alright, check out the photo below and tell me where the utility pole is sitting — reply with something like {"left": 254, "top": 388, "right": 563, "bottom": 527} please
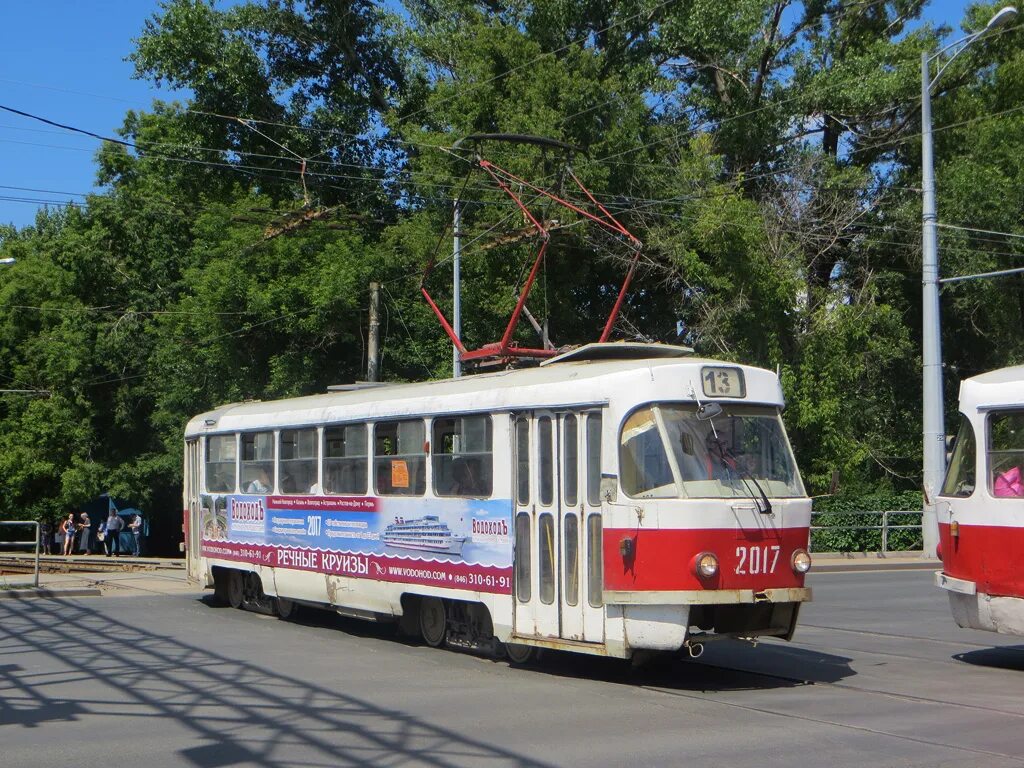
{"left": 920, "top": 51, "right": 943, "bottom": 559}
{"left": 918, "top": 6, "right": 1017, "bottom": 558}
{"left": 367, "top": 282, "right": 380, "bottom": 382}
{"left": 452, "top": 197, "right": 462, "bottom": 378}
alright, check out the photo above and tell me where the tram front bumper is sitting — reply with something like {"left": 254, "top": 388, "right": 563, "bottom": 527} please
{"left": 934, "top": 571, "right": 977, "bottom": 595}
{"left": 608, "top": 588, "right": 811, "bottom": 651}
{"left": 602, "top": 587, "right": 812, "bottom": 605}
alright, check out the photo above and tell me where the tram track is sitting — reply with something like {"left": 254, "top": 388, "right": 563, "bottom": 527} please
{"left": 690, "top": 654, "right": 1024, "bottom": 720}
{"left": 638, "top": 659, "right": 1024, "bottom": 764}
{"left": 0, "top": 555, "right": 183, "bottom": 575}
{"left": 640, "top": 673, "right": 1024, "bottom": 765}
{"left": 797, "top": 622, "right": 1018, "bottom": 651}
{"left": 771, "top": 626, "right": 1022, "bottom": 669}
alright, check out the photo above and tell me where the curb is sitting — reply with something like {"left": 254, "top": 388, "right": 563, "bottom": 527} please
{"left": 0, "top": 587, "right": 103, "bottom": 600}
{"left": 812, "top": 560, "right": 940, "bottom": 573}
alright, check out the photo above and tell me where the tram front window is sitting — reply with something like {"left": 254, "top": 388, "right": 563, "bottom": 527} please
{"left": 941, "top": 415, "right": 976, "bottom": 497}
{"left": 619, "top": 404, "right": 804, "bottom": 499}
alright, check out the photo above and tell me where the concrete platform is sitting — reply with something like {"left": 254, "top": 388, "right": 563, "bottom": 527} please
{"left": 0, "top": 568, "right": 196, "bottom": 598}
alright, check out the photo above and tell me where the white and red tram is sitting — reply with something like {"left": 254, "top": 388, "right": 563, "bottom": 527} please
{"left": 937, "top": 366, "right": 1024, "bottom": 636}
{"left": 183, "top": 343, "right": 813, "bottom": 661}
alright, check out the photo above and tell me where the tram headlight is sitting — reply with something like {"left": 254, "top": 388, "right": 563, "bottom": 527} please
{"left": 693, "top": 552, "right": 719, "bottom": 579}
{"left": 791, "top": 549, "right": 812, "bottom": 574}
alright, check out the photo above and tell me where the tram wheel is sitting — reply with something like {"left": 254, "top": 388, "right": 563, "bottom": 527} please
{"left": 212, "top": 569, "right": 230, "bottom": 606}
{"left": 226, "top": 570, "right": 244, "bottom": 609}
{"left": 419, "top": 597, "right": 447, "bottom": 647}
{"left": 276, "top": 596, "right": 298, "bottom": 621}
{"left": 504, "top": 642, "right": 535, "bottom": 665}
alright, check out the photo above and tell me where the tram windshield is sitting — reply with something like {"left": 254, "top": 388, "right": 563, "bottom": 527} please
{"left": 619, "top": 403, "right": 804, "bottom": 499}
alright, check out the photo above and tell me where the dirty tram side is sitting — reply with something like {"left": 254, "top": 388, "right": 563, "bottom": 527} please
{"left": 936, "top": 365, "right": 1024, "bottom": 638}
{"left": 183, "top": 343, "right": 813, "bottom": 663}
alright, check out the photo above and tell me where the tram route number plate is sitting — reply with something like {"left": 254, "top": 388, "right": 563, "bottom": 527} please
{"left": 701, "top": 366, "right": 746, "bottom": 398}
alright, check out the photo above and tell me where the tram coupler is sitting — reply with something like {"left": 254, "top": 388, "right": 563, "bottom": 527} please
{"left": 684, "top": 640, "right": 704, "bottom": 658}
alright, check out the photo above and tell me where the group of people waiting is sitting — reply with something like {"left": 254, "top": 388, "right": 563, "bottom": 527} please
{"left": 40, "top": 510, "right": 145, "bottom": 557}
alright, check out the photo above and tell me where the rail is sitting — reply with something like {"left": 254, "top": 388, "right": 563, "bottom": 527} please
{"left": 0, "top": 521, "right": 40, "bottom": 587}
{"left": 809, "top": 510, "right": 922, "bottom": 555}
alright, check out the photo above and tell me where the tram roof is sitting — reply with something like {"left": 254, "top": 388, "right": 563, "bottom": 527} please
{"left": 185, "top": 348, "right": 784, "bottom": 436}
{"left": 959, "top": 365, "right": 1024, "bottom": 412}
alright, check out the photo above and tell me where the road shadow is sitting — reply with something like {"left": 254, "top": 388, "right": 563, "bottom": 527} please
{"left": 495, "top": 637, "right": 855, "bottom": 693}
{"left": 0, "top": 597, "right": 554, "bottom": 768}
{"left": 953, "top": 645, "right": 1024, "bottom": 671}
{"left": 214, "top": 595, "right": 858, "bottom": 693}
{"left": 208, "top": 598, "right": 857, "bottom": 693}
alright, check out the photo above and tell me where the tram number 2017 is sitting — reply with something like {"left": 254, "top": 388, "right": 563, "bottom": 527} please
{"left": 735, "top": 545, "right": 780, "bottom": 575}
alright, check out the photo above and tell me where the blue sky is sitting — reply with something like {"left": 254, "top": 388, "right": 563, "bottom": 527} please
{"left": 0, "top": 0, "right": 976, "bottom": 229}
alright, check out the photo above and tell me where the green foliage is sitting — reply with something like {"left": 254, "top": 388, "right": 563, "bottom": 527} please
{"left": 812, "top": 491, "right": 924, "bottom": 553}
{"left": 2, "top": 0, "right": 1022, "bottom": 555}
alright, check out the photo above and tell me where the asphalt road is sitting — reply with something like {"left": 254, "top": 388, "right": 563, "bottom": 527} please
{"left": 1, "top": 570, "right": 1022, "bottom": 768}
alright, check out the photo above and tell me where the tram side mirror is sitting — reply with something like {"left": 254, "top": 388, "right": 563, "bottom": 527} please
{"left": 696, "top": 402, "right": 722, "bottom": 421}
{"left": 601, "top": 474, "right": 618, "bottom": 503}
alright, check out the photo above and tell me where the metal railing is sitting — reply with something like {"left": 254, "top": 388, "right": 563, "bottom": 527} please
{"left": 0, "top": 521, "right": 40, "bottom": 587}
{"left": 809, "top": 510, "right": 923, "bottom": 555}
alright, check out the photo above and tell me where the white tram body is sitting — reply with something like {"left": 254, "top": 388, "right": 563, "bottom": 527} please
{"left": 937, "top": 366, "right": 1024, "bottom": 636}
{"left": 183, "top": 344, "right": 813, "bottom": 658}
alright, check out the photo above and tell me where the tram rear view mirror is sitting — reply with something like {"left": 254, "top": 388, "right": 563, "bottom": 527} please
{"left": 601, "top": 474, "right": 618, "bottom": 503}
{"left": 696, "top": 402, "right": 722, "bottom": 421}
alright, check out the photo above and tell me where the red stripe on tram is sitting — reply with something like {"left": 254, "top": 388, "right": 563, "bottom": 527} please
{"left": 939, "top": 522, "right": 1024, "bottom": 597}
{"left": 603, "top": 527, "right": 810, "bottom": 592}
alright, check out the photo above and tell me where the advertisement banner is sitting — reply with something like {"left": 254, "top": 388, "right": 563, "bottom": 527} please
{"left": 200, "top": 493, "right": 513, "bottom": 595}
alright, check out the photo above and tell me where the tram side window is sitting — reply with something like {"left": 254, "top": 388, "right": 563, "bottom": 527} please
{"left": 563, "top": 415, "right": 578, "bottom": 507}
{"left": 988, "top": 411, "right": 1024, "bottom": 497}
{"left": 539, "top": 513, "right": 555, "bottom": 604}
{"left": 539, "top": 417, "right": 554, "bottom": 506}
{"left": 205, "top": 434, "right": 236, "bottom": 493}
{"left": 586, "top": 413, "right": 602, "bottom": 505}
{"left": 324, "top": 424, "right": 368, "bottom": 495}
{"left": 241, "top": 431, "right": 275, "bottom": 494}
{"left": 941, "top": 415, "right": 976, "bottom": 497}
{"left": 374, "top": 420, "right": 426, "bottom": 496}
{"left": 516, "top": 418, "right": 530, "bottom": 505}
{"left": 515, "top": 512, "right": 531, "bottom": 602}
{"left": 432, "top": 415, "right": 493, "bottom": 497}
{"left": 587, "top": 514, "right": 603, "bottom": 608}
{"left": 564, "top": 514, "right": 579, "bottom": 606}
{"left": 279, "top": 428, "right": 318, "bottom": 494}
{"left": 619, "top": 408, "right": 674, "bottom": 497}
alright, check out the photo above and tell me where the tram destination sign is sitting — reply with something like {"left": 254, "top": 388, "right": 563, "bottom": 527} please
{"left": 701, "top": 366, "right": 746, "bottom": 399}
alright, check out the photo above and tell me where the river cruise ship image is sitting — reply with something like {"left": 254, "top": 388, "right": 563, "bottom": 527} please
{"left": 381, "top": 516, "right": 469, "bottom": 555}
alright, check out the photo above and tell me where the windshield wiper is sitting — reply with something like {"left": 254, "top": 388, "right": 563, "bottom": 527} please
{"left": 693, "top": 392, "right": 774, "bottom": 515}
{"left": 706, "top": 436, "right": 774, "bottom": 516}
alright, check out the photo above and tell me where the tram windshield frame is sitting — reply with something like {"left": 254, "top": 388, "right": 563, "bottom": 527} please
{"left": 619, "top": 402, "right": 805, "bottom": 500}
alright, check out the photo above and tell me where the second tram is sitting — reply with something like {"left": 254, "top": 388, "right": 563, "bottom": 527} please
{"left": 184, "top": 343, "right": 812, "bottom": 661}
{"left": 937, "top": 365, "right": 1024, "bottom": 637}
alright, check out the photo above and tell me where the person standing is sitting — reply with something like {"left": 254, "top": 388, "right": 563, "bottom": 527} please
{"left": 78, "top": 512, "right": 92, "bottom": 553}
{"left": 104, "top": 510, "right": 124, "bottom": 557}
{"left": 40, "top": 519, "right": 53, "bottom": 555}
{"left": 129, "top": 514, "right": 143, "bottom": 557}
{"left": 61, "top": 513, "right": 77, "bottom": 556}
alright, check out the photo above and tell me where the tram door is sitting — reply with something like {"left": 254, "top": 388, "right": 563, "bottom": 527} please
{"left": 513, "top": 410, "right": 604, "bottom": 643}
{"left": 185, "top": 438, "right": 204, "bottom": 583}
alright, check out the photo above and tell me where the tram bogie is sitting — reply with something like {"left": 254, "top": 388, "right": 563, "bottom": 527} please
{"left": 184, "top": 344, "right": 813, "bottom": 661}
{"left": 936, "top": 366, "right": 1024, "bottom": 637}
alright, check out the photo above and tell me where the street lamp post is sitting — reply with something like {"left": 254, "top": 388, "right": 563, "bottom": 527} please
{"left": 920, "top": 6, "right": 1017, "bottom": 558}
